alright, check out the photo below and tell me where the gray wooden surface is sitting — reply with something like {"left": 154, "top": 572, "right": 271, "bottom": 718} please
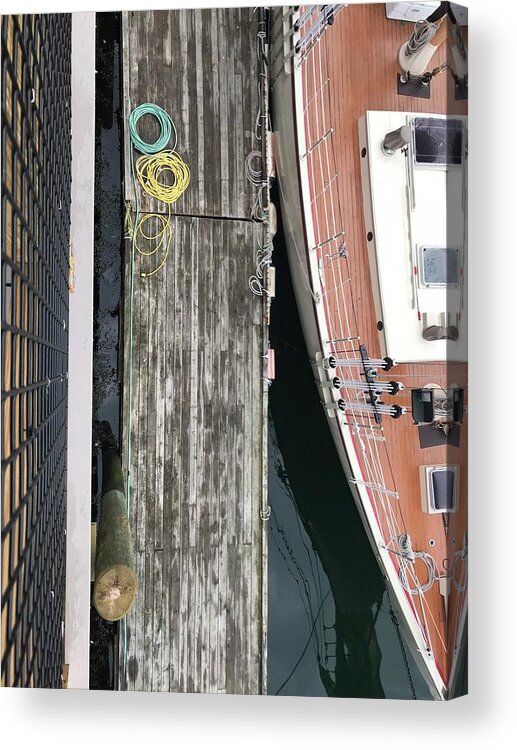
{"left": 123, "top": 7, "right": 261, "bottom": 220}
{"left": 120, "top": 214, "right": 266, "bottom": 693}
{"left": 120, "top": 7, "right": 268, "bottom": 694}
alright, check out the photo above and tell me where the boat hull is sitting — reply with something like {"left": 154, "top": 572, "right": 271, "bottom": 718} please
{"left": 269, "top": 6, "right": 454, "bottom": 700}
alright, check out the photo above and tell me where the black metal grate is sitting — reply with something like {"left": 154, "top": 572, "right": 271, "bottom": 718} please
{"left": 1, "top": 13, "right": 72, "bottom": 687}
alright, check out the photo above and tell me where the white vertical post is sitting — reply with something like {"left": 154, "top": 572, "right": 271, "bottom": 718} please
{"left": 64, "top": 12, "right": 96, "bottom": 690}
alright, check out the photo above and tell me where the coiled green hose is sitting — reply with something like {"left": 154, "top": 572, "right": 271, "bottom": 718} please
{"left": 128, "top": 102, "right": 177, "bottom": 153}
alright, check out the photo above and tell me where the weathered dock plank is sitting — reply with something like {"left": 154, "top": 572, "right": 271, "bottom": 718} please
{"left": 120, "top": 6, "right": 268, "bottom": 696}
{"left": 121, "top": 215, "right": 265, "bottom": 694}
{"left": 123, "top": 7, "right": 261, "bottom": 220}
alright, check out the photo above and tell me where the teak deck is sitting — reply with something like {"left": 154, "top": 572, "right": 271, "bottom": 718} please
{"left": 301, "top": 4, "right": 467, "bottom": 684}
{"left": 119, "top": 8, "right": 268, "bottom": 693}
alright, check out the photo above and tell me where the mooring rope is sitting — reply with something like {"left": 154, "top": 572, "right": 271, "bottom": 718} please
{"left": 404, "top": 20, "right": 439, "bottom": 57}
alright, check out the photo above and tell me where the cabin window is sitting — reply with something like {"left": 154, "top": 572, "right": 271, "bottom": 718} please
{"left": 412, "top": 117, "right": 463, "bottom": 166}
{"left": 420, "top": 247, "right": 460, "bottom": 288}
{"left": 419, "top": 465, "right": 459, "bottom": 514}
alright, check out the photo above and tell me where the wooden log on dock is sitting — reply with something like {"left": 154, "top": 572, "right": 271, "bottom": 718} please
{"left": 93, "top": 448, "right": 137, "bottom": 621}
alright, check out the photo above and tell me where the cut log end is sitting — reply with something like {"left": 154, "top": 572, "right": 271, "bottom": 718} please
{"left": 93, "top": 564, "right": 137, "bottom": 621}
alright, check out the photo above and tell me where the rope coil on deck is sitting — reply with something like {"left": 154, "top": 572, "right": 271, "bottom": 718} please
{"left": 128, "top": 102, "right": 177, "bottom": 153}
{"left": 397, "top": 534, "right": 437, "bottom": 595}
{"left": 135, "top": 150, "right": 190, "bottom": 204}
{"left": 128, "top": 103, "right": 190, "bottom": 278}
{"left": 404, "top": 20, "right": 439, "bottom": 57}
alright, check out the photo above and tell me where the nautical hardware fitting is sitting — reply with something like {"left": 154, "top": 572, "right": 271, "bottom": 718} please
{"left": 399, "top": 533, "right": 415, "bottom": 561}
{"left": 292, "top": 4, "right": 342, "bottom": 58}
{"left": 411, "top": 386, "right": 465, "bottom": 425}
{"left": 326, "top": 241, "right": 348, "bottom": 261}
{"left": 422, "top": 324, "right": 459, "bottom": 341}
{"left": 382, "top": 125, "right": 411, "bottom": 156}
{"left": 324, "top": 355, "right": 396, "bottom": 371}
{"left": 403, "top": 20, "right": 440, "bottom": 58}
{"left": 332, "top": 399, "right": 405, "bottom": 419}
{"left": 329, "top": 377, "right": 403, "bottom": 395}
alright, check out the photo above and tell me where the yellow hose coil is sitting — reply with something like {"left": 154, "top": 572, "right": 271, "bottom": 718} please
{"left": 133, "top": 150, "right": 190, "bottom": 277}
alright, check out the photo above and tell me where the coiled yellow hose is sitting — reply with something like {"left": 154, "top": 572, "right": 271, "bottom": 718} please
{"left": 132, "top": 149, "right": 190, "bottom": 276}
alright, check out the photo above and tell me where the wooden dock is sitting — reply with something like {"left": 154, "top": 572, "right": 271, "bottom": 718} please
{"left": 119, "top": 8, "right": 269, "bottom": 694}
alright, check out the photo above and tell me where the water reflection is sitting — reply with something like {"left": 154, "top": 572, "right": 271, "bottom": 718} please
{"left": 267, "top": 203, "right": 431, "bottom": 699}
{"left": 269, "top": 422, "right": 385, "bottom": 698}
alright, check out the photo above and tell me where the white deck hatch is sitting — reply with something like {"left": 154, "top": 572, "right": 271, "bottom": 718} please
{"left": 359, "top": 110, "right": 467, "bottom": 363}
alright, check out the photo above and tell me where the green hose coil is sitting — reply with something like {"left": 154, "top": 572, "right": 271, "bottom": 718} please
{"left": 128, "top": 102, "right": 177, "bottom": 154}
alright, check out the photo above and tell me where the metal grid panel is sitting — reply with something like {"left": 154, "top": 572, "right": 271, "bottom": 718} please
{"left": 1, "top": 13, "right": 72, "bottom": 688}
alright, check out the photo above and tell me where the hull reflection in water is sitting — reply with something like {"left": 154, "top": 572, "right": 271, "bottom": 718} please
{"left": 267, "top": 212, "right": 431, "bottom": 699}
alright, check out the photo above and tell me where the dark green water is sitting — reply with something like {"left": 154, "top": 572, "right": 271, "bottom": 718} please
{"left": 266, "top": 200, "right": 432, "bottom": 699}
{"left": 89, "top": 12, "right": 124, "bottom": 690}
